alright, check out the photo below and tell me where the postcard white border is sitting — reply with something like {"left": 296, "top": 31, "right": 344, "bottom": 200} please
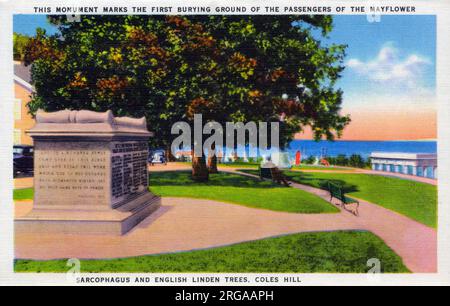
{"left": 0, "top": 0, "right": 449, "bottom": 286}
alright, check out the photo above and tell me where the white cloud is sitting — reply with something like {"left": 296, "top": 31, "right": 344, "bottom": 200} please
{"left": 347, "top": 43, "right": 431, "bottom": 88}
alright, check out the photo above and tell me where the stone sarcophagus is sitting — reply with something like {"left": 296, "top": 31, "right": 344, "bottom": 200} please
{"left": 15, "top": 110, "right": 161, "bottom": 235}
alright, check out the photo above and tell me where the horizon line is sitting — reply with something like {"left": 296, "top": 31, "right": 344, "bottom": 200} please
{"left": 293, "top": 138, "right": 437, "bottom": 142}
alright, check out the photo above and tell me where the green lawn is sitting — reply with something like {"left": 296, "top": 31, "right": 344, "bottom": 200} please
{"left": 218, "top": 162, "right": 259, "bottom": 169}
{"left": 176, "top": 161, "right": 259, "bottom": 169}
{"left": 13, "top": 188, "right": 34, "bottom": 201}
{"left": 292, "top": 165, "right": 351, "bottom": 171}
{"left": 181, "top": 163, "right": 350, "bottom": 171}
{"left": 13, "top": 171, "right": 337, "bottom": 214}
{"left": 149, "top": 171, "right": 338, "bottom": 214}
{"left": 14, "top": 231, "right": 409, "bottom": 273}
{"left": 281, "top": 171, "right": 437, "bottom": 228}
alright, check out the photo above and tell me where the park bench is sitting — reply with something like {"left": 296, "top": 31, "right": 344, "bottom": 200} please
{"left": 270, "top": 168, "right": 291, "bottom": 187}
{"left": 326, "top": 181, "right": 360, "bottom": 216}
{"left": 259, "top": 166, "right": 273, "bottom": 180}
{"left": 259, "top": 166, "right": 290, "bottom": 187}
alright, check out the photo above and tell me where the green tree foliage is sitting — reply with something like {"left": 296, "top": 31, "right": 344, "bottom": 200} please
{"left": 349, "top": 154, "right": 365, "bottom": 168}
{"left": 13, "top": 33, "right": 31, "bottom": 61}
{"left": 304, "top": 156, "right": 317, "bottom": 165}
{"left": 326, "top": 154, "right": 369, "bottom": 168}
{"left": 202, "top": 16, "right": 350, "bottom": 146}
{"left": 25, "top": 17, "right": 217, "bottom": 150}
{"left": 24, "top": 15, "right": 351, "bottom": 177}
{"left": 335, "top": 154, "right": 349, "bottom": 166}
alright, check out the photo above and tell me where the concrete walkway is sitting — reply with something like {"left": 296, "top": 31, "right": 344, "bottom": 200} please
{"left": 14, "top": 163, "right": 437, "bottom": 273}
{"left": 13, "top": 177, "right": 33, "bottom": 189}
{"left": 257, "top": 166, "right": 437, "bottom": 186}
{"left": 222, "top": 169, "right": 437, "bottom": 273}
{"left": 355, "top": 169, "right": 437, "bottom": 186}
{"left": 289, "top": 181, "right": 437, "bottom": 273}
{"left": 15, "top": 198, "right": 360, "bottom": 260}
{"left": 15, "top": 192, "right": 436, "bottom": 273}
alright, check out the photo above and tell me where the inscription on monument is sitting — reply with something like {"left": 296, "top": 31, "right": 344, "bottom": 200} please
{"left": 35, "top": 142, "right": 109, "bottom": 207}
{"left": 111, "top": 141, "right": 148, "bottom": 206}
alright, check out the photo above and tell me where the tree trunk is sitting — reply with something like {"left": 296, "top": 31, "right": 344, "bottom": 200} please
{"left": 208, "top": 143, "right": 218, "bottom": 173}
{"left": 192, "top": 149, "right": 209, "bottom": 182}
{"left": 165, "top": 146, "right": 175, "bottom": 162}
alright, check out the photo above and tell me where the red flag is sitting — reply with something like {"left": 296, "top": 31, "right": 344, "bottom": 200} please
{"left": 295, "top": 151, "right": 301, "bottom": 165}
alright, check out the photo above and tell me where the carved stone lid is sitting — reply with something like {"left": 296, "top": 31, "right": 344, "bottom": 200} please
{"left": 27, "top": 109, "right": 153, "bottom": 137}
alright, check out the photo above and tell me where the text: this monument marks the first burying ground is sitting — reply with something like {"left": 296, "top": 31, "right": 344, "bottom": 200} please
{"left": 15, "top": 110, "right": 161, "bottom": 235}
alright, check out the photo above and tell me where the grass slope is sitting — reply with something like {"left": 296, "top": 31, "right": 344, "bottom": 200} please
{"left": 175, "top": 161, "right": 259, "bottom": 169}
{"left": 292, "top": 165, "right": 351, "bottom": 171}
{"left": 218, "top": 162, "right": 259, "bottom": 169}
{"left": 13, "top": 188, "right": 33, "bottom": 201}
{"left": 149, "top": 171, "right": 338, "bottom": 213}
{"left": 283, "top": 172, "right": 437, "bottom": 228}
{"left": 13, "top": 172, "right": 337, "bottom": 214}
{"left": 15, "top": 231, "right": 409, "bottom": 273}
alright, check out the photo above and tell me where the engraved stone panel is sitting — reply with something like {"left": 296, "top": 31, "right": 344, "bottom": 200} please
{"left": 111, "top": 141, "right": 149, "bottom": 207}
{"left": 34, "top": 141, "right": 111, "bottom": 208}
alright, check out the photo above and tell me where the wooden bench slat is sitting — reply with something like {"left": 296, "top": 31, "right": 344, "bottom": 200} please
{"left": 343, "top": 196, "right": 358, "bottom": 204}
{"left": 326, "top": 181, "right": 359, "bottom": 216}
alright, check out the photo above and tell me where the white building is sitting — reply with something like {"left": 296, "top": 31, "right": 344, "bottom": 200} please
{"left": 370, "top": 152, "right": 437, "bottom": 179}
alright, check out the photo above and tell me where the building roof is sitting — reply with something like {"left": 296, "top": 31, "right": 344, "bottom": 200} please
{"left": 14, "top": 61, "right": 31, "bottom": 83}
{"left": 14, "top": 61, "right": 34, "bottom": 91}
{"left": 370, "top": 152, "right": 437, "bottom": 160}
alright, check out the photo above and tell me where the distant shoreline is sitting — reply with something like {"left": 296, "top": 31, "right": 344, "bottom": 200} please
{"left": 294, "top": 139, "right": 437, "bottom": 142}
{"left": 288, "top": 139, "right": 436, "bottom": 158}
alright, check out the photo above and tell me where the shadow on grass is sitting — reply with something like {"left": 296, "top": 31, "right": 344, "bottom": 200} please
{"left": 239, "top": 169, "right": 360, "bottom": 193}
{"left": 149, "top": 170, "right": 284, "bottom": 189}
{"left": 284, "top": 171, "right": 360, "bottom": 193}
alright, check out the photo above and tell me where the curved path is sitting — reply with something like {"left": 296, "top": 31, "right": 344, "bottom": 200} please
{"left": 14, "top": 164, "right": 437, "bottom": 273}
{"left": 15, "top": 193, "right": 436, "bottom": 273}
{"left": 15, "top": 198, "right": 359, "bottom": 260}
{"left": 290, "top": 182, "right": 436, "bottom": 273}
{"left": 222, "top": 169, "right": 437, "bottom": 273}
{"left": 355, "top": 169, "right": 437, "bottom": 186}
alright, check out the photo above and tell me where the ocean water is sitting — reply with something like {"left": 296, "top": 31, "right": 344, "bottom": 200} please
{"left": 177, "top": 140, "right": 437, "bottom": 160}
{"left": 286, "top": 140, "right": 437, "bottom": 159}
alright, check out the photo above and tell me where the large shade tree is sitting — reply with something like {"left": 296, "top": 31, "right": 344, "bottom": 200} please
{"left": 24, "top": 15, "right": 350, "bottom": 181}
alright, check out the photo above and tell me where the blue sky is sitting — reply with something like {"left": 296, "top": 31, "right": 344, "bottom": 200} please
{"left": 13, "top": 14, "right": 436, "bottom": 99}
{"left": 328, "top": 15, "right": 436, "bottom": 109}
{"left": 13, "top": 15, "right": 58, "bottom": 36}
{"left": 13, "top": 14, "right": 437, "bottom": 139}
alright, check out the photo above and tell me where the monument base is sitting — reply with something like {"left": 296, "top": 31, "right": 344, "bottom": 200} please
{"left": 15, "top": 193, "right": 161, "bottom": 235}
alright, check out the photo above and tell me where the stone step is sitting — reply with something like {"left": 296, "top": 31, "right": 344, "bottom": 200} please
{"left": 121, "top": 196, "right": 161, "bottom": 235}
{"left": 115, "top": 193, "right": 159, "bottom": 213}
{"left": 15, "top": 192, "right": 161, "bottom": 235}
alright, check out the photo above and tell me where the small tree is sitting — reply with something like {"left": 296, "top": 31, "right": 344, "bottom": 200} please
{"left": 336, "top": 154, "right": 349, "bottom": 166}
{"left": 326, "top": 156, "right": 336, "bottom": 166}
{"left": 304, "top": 156, "right": 317, "bottom": 165}
{"left": 366, "top": 157, "right": 372, "bottom": 169}
{"left": 349, "top": 154, "right": 365, "bottom": 168}
{"left": 13, "top": 33, "right": 31, "bottom": 61}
